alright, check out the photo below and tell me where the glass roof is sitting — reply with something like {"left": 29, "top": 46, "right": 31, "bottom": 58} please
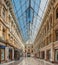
{"left": 11, "top": 0, "right": 49, "bottom": 43}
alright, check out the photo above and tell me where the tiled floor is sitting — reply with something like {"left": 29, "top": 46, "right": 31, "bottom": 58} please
{"left": 0, "top": 57, "right": 57, "bottom": 65}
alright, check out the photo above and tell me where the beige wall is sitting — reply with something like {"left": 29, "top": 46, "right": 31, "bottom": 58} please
{"left": 33, "top": 0, "right": 58, "bottom": 62}
{"left": 0, "top": 0, "right": 23, "bottom": 49}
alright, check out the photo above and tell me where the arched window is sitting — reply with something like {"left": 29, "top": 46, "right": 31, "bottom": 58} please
{"left": 50, "top": 15, "right": 52, "bottom": 28}
{"left": 3, "top": 28, "right": 6, "bottom": 40}
{"left": 56, "top": 8, "right": 58, "bottom": 19}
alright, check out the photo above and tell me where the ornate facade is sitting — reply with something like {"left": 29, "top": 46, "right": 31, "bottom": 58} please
{"left": 0, "top": 0, "right": 23, "bottom": 63}
{"left": 24, "top": 44, "right": 34, "bottom": 57}
{"left": 34, "top": 0, "right": 58, "bottom": 63}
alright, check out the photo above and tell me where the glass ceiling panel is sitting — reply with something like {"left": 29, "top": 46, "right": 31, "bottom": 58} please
{"left": 11, "top": 0, "right": 49, "bottom": 43}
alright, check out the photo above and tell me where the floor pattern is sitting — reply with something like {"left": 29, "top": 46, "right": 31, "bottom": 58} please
{"left": 0, "top": 57, "right": 57, "bottom": 65}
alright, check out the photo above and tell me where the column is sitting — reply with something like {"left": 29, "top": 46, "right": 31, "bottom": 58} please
{"left": 5, "top": 47, "right": 9, "bottom": 62}
{"left": 40, "top": 52, "right": 42, "bottom": 59}
{"left": 50, "top": 44, "right": 54, "bottom": 62}
{"left": 12, "top": 49, "right": 14, "bottom": 60}
{"left": 45, "top": 50, "right": 47, "bottom": 60}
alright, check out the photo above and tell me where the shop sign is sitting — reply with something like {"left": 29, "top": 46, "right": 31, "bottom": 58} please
{"left": 0, "top": 45, "right": 6, "bottom": 49}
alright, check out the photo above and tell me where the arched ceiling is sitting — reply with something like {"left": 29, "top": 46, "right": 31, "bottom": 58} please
{"left": 11, "top": 0, "right": 49, "bottom": 44}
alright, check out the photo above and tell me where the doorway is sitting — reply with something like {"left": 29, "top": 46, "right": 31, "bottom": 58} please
{"left": 41, "top": 51, "right": 45, "bottom": 59}
{"left": 47, "top": 50, "right": 51, "bottom": 61}
{"left": 9, "top": 49, "right": 12, "bottom": 60}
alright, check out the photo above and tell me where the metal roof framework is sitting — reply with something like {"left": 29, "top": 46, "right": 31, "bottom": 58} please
{"left": 12, "top": 0, "right": 48, "bottom": 43}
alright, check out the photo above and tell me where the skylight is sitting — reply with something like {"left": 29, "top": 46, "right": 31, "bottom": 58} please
{"left": 11, "top": 0, "right": 49, "bottom": 43}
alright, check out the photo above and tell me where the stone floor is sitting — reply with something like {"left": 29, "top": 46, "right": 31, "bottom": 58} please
{"left": 0, "top": 57, "right": 58, "bottom": 65}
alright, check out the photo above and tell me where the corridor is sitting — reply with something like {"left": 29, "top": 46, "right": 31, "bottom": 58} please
{"left": 1, "top": 57, "right": 57, "bottom": 65}
{"left": 0, "top": 0, "right": 58, "bottom": 64}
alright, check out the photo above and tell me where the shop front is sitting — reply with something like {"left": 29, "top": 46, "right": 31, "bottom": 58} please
{"left": 14, "top": 49, "right": 20, "bottom": 60}
{"left": 0, "top": 45, "right": 6, "bottom": 63}
{"left": 47, "top": 50, "right": 51, "bottom": 61}
{"left": 41, "top": 51, "right": 45, "bottom": 59}
{"left": 8, "top": 47, "right": 14, "bottom": 61}
{"left": 9, "top": 48, "right": 12, "bottom": 60}
{"left": 4, "top": 46, "right": 14, "bottom": 62}
{"left": 55, "top": 49, "right": 58, "bottom": 62}
{"left": 54, "top": 42, "right": 58, "bottom": 63}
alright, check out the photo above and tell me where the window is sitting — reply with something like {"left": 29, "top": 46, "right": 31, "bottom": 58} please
{"left": 50, "top": 16, "right": 52, "bottom": 28}
{"left": 43, "top": 41, "right": 45, "bottom": 47}
{"left": 28, "top": 49, "right": 30, "bottom": 52}
{"left": 3, "top": 28, "right": 6, "bottom": 40}
{"left": 32, "top": 45, "right": 33, "bottom": 48}
{"left": 3, "top": 8, "right": 5, "bottom": 18}
{"left": 32, "top": 50, "right": 33, "bottom": 53}
{"left": 48, "top": 35, "right": 51, "bottom": 44}
{"left": 49, "top": 35, "right": 51, "bottom": 43}
{"left": 44, "top": 26, "right": 46, "bottom": 35}
{"left": 9, "top": 15, "right": 11, "bottom": 22}
{"left": 47, "top": 21, "right": 49, "bottom": 32}
{"left": 56, "top": 30, "right": 58, "bottom": 41}
{"left": 7, "top": 34, "right": 10, "bottom": 41}
{"left": 56, "top": 8, "right": 58, "bottom": 19}
{"left": 47, "top": 50, "right": 51, "bottom": 60}
{"left": 47, "top": 37, "right": 48, "bottom": 45}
